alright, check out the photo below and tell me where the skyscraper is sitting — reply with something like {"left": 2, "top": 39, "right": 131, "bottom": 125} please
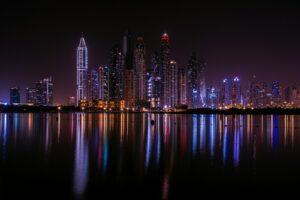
{"left": 109, "top": 45, "right": 123, "bottom": 101}
{"left": 232, "top": 77, "right": 241, "bottom": 106}
{"left": 98, "top": 65, "right": 109, "bottom": 100}
{"left": 221, "top": 78, "right": 231, "bottom": 106}
{"left": 186, "top": 53, "right": 206, "bottom": 108}
{"left": 10, "top": 87, "right": 20, "bottom": 104}
{"left": 76, "top": 36, "right": 88, "bottom": 106}
{"left": 169, "top": 60, "right": 178, "bottom": 107}
{"left": 160, "top": 32, "right": 171, "bottom": 108}
{"left": 87, "top": 68, "right": 99, "bottom": 100}
{"left": 35, "top": 77, "right": 53, "bottom": 106}
{"left": 134, "top": 37, "right": 147, "bottom": 103}
{"left": 149, "top": 52, "right": 161, "bottom": 108}
{"left": 26, "top": 87, "right": 36, "bottom": 104}
{"left": 123, "top": 30, "right": 135, "bottom": 108}
{"left": 178, "top": 67, "right": 187, "bottom": 105}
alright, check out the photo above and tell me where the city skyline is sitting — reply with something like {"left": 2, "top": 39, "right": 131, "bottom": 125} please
{"left": 1, "top": 1, "right": 300, "bottom": 104}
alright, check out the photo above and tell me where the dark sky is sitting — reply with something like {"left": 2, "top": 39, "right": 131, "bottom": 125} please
{"left": 1, "top": 0, "right": 300, "bottom": 104}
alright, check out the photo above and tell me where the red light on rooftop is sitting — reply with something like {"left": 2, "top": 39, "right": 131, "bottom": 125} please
{"left": 161, "top": 33, "right": 170, "bottom": 42}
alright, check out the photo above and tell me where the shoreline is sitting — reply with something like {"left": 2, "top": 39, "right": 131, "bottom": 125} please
{"left": 1, "top": 105, "right": 300, "bottom": 115}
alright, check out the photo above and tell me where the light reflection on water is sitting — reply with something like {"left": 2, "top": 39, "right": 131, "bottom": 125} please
{"left": 0, "top": 113, "right": 299, "bottom": 199}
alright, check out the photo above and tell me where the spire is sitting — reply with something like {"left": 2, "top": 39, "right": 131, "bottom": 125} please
{"left": 78, "top": 35, "right": 87, "bottom": 48}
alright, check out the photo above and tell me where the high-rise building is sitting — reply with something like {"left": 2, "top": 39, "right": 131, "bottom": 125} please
{"left": 10, "top": 87, "right": 20, "bottom": 104}
{"left": 149, "top": 52, "right": 161, "bottom": 108}
{"left": 271, "top": 80, "right": 281, "bottom": 105}
{"left": 221, "top": 78, "right": 231, "bottom": 106}
{"left": 248, "top": 79, "right": 268, "bottom": 108}
{"left": 76, "top": 36, "right": 88, "bottom": 105}
{"left": 206, "top": 86, "right": 218, "bottom": 108}
{"left": 232, "top": 77, "right": 241, "bottom": 106}
{"left": 160, "top": 32, "right": 171, "bottom": 108}
{"left": 109, "top": 45, "right": 123, "bottom": 101}
{"left": 134, "top": 37, "right": 147, "bottom": 102}
{"left": 169, "top": 60, "right": 178, "bottom": 107}
{"left": 178, "top": 67, "right": 187, "bottom": 105}
{"left": 87, "top": 68, "right": 99, "bottom": 100}
{"left": 98, "top": 65, "right": 109, "bottom": 100}
{"left": 35, "top": 77, "right": 53, "bottom": 106}
{"left": 26, "top": 87, "right": 36, "bottom": 104}
{"left": 123, "top": 30, "right": 135, "bottom": 108}
{"left": 186, "top": 53, "right": 206, "bottom": 108}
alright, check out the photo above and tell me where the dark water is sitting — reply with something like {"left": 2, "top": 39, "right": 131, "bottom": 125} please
{"left": 0, "top": 113, "right": 300, "bottom": 199}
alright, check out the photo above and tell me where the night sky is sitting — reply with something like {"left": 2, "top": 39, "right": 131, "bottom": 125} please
{"left": 1, "top": 0, "right": 300, "bottom": 104}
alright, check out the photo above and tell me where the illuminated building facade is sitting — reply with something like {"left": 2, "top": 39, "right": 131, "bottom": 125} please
{"left": 134, "top": 37, "right": 147, "bottom": 103}
{"left": 160, "top": 33, "right": 171, "bottom": 108}
{"left": 10, "top": 87, "right": 20, "bottom": 104}
{"left": 178, "top": 67, "right": 186, "bottom": 105}
{"left": 35, "top": 77, "right": 53, "bottom": 106}
{"left": 187, "top": 53, "right": 206, "bottom": 108}
{"left": 109, "top": 45, "right": 123, "bottom": 101}
{"left": 76, "top": 37, "right": 88, "bottom": 105}
{"left": 26, "top": 87, "right": 36, "bottom": 104}
{"left": 169, "top": 60, "right": 178, "bottom": 107}
{"left": 87, "top": 68, "right": 99, "bottom": 100}
{"left": 123, "top": 30, "right": 135, "bottom": 108}
{"left": 98, "top": 65, "right": 109, "bottom": 100}
{"left": 232, "top": 77, "right": 241, "bottom": 106}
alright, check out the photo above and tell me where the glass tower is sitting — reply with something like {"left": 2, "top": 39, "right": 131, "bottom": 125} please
{"left": 76, "top": 37, "right": 88, "bottom": 106}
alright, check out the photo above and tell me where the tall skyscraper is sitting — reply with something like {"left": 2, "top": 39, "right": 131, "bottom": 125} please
{"left": 35, "top": 77, "right": 53, "bottom": 106}
{"left": 149, "top": 52, "right": 161, "bottom": 108}
{"left": 123, "top": 30, "right": 135, "bottom": 108}
{"left": 10, "top": 87, "right": 20, "bottom": 104}
{"left": 271, "top": 80, "right": 281, "bottom": 105}
{"left": 186, "top": 53, "right": 206, "bottom": 108}
{"left": 109, "top": 45, "right": 123, "bottom": 101}
{"left": 169, "top": 60, "right": 178, "bottom": 107}
{"left": 134, "top": 37, "right": 147, "bottom": 102}
{"left": 26, "top": 87, "right": 36, "bottom": 104}
{"left": 178, "top": 67, "right": 187, "bottom": 105}
{"left": 221, "top": 78, "right": 231, "bottom": 106}
{"left": 160, "top": 32, "right": 171, "bottom": 108}
{"left": 248, "top": 79, "right": 268, "bottom": 108}
{"left": 98, "top": 65, "right": 109, "bottom": 100}
{"left": 87, "top": 68, "right": 99, "bottom": 100}
{"left": 232, "top": 77, "right": 241, "bottom": 106}
{"left": 76, "top": 36, "right": 88, "bottom": 105}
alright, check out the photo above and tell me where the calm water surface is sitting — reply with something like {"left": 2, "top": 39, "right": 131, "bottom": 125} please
{"left": 0, "top": 113, "right": 300, "bottom": 199}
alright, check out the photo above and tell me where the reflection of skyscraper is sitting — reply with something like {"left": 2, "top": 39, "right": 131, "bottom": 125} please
{"left": 10, "top": 87, "right": 20, "bottom": 104}
{"left": 187, "top": 53, "right": 206, "bottom": 108}
{"left": 76, "top": 36, "right": 88, "bottom": 105}
{"left": 73, "top": 113, "right": 89, "bottom": 198}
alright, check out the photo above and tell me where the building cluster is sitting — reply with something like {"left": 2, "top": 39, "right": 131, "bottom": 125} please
{"left": 76, "top": 31, "right": 206, "bottom": 111}
{"left": 9, "top": 77, "right": 53, "bottom": 106}
{"left": 206, "top": 77, "right": 300, "bottom": 109}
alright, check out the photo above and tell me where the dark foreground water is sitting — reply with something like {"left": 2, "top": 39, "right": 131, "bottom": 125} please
{"left": 0, "top": 113, "right": 300, "bottom": 199}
